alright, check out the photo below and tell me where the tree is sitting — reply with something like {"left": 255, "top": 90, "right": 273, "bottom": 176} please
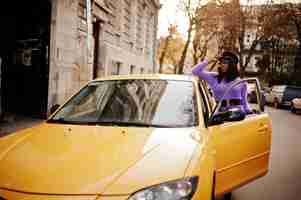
{"left": 193, "top": 1, "right": 221, "bottom": 65}
{"left": 176, "top": 0, "right": 204, "bottom": 74}
{"left": 157, "top": 26, "right": 186, "bottom": 73}
{"left": 220, "top": 0, "right": 241, "bottom": 53}
{"left": 158, "top": 24, "right": 178, "bottom": 73}
{"left": 259, "top": 1, "right": 301, "bottom": 85}
{"left": 269, "top": 2, "right": 301, "bottom": 75}
{"left": 193, "top": 0, "right": 270, "bottom": 75}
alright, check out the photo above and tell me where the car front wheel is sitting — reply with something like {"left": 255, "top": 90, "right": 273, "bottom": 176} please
{"left": 291, "top": 103, "right": 297, "bottom": 113}
{"left": 223, "top": 192, "right": 232, "bottom": 200}
{"left": 273, "top": 99, "right": 279, "bottom": 109}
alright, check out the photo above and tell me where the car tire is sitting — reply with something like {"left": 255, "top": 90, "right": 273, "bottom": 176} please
{"left": 223, "top": 192, "right": 232, "bottom": 200}
{"left": 273, "top": 99, "right": 279, "bottom": 109}
{"left": 291, "top": 103, "right": 297, "bottom": 114}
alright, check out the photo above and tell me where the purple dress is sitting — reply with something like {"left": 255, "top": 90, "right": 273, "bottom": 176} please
{"left": 192, "top": 60, "right": 252, "bottom": 113}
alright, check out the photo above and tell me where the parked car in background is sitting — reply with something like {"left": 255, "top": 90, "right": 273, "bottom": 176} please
{"left": 264, "top": 85, "right": 286, "bottom": 108}
{"left": 282, "top": 86, "right": 301, "bottom": 108}
{"left": 262, "top": 87, "right": 271, "bottom": 103}
{"left": 247, "top": 83, "right": 266, "bottom": 106}
{"left": 247, "top": 83, "right": 257, "bottom": 103}
{"left": 265, "top": 85, "right": 301, "bottom": 108}
{"left": 264, "top": 87, "right": 273, "bottom": 105}
{"left": 291, "top": 97, "right": 301, "bottom": 114}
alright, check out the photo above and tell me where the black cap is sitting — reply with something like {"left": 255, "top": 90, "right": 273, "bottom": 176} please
{"left": 218, "top": 51, "right": 239, "bottom": 64}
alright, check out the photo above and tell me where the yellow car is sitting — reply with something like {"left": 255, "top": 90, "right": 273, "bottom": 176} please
{"left": 0, "top": 75, "right": 271, "bottom": 200}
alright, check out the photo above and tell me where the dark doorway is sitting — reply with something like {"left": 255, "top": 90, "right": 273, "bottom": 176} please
{"left": 0, "top": 1, "right": 51, "bottom": 119}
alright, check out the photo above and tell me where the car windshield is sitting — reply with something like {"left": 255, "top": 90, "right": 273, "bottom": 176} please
{"left": 49, "top": 79, "right": 198, "bottom": 128}
{"left": 273, "top": 85, "right": 286, "bottom": 92}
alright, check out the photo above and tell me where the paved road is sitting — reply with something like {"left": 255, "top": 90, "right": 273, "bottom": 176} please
{"left": 233, "top": 107, "right": 301, "bottom": 200}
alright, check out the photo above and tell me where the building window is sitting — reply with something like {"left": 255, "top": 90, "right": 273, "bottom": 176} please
{"left": 78, "top": 0, "right": 87, "bottom": 32}
{"left": 145, "top": 11, "right": 151, "bottom": 51}
{"left": 140, "top": 68, "right": 144, "bottom": 74}
{"left": 130, "top": 65, "right": 136, "bottom": 74}
{"left": 123, "top": 0, "right": 132, "bottom": 41}
{"left": 112, "top": 61, "right": 122, "bottom": 75}
{"left": 136, "top": 0, "right": 144, "bottom": 50}
{"left": 246, "top": 34, "right": 251, "bottom": 43}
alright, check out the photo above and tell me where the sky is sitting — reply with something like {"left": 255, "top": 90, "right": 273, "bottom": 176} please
{"left": 157, "top": 0, "right": 187, "bottom": 38}
{"left": 157, "top": 0, "right": 301, "bottom": 39}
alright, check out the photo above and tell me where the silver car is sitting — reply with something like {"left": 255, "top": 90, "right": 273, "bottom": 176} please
{"left": 291, "top": 98, "right": 301, "bottom": 113}
{"left": 265, "top": 85, "right": 287, "bottom": 108}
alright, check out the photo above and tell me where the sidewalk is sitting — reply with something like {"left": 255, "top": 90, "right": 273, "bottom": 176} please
{"left": 0, "top": 114, "right": 43, "bottom": 137}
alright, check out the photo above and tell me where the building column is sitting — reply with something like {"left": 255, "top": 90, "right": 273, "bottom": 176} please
{"left": 48, "top": 0, "right": 90, "bottom": 113}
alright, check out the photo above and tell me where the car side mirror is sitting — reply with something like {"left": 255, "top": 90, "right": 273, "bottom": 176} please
{"left": 209, "top": 109, "right": 246, "bottom": 126}
{"left": 50, "top": 104, "right": 60, "bottom": 115}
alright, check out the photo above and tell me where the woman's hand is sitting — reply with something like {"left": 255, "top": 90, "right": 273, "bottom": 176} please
{"left": 208, "top": 58, "right": 218, "bottom": 64}
{"left": 207, "top": 53, "right": 221, "bottom": 64}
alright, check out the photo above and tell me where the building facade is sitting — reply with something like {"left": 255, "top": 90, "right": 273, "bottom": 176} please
{"left": 48, "top": 0, "right": 160, "bottom": 112}
{"left": 241, "top": 5, "right": 299, "bottom": 75}
{"left": 0, "top": 0, "right": 160, "bottom": 119}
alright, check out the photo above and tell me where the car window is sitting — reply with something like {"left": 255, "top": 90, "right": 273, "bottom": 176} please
{"left": 283, "top": 86, "right": 301, "bottom": 101}
{"left": 49, "top": 80, "right": 199, "bottom": 128}
{"left": 198, "top": 82, "right": 210, "bottom": 126}
{"left": 272, "top": 85, "right": 286, "bottom": 93}
{"left": 200, "top": 80, "right": 216, "bottom": 112}
{"left": 246, "top": 82, "right": 261, "bottom": 113}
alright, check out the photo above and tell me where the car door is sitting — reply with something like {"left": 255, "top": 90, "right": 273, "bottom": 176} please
{"left": 200, "top": 78, "right": 272, "bottom": 196}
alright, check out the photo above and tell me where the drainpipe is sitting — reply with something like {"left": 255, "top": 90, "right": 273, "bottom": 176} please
{"left": 86, "top": 0, "right": 93, "bottom": 80}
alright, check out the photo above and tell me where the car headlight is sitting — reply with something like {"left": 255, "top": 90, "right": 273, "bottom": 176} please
{"left": 128, "top": 177, "right": 198, "bottom": 200}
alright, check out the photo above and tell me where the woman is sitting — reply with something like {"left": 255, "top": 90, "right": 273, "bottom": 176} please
{"left": 192, "top": 51, "right": 252, "bottom": 114}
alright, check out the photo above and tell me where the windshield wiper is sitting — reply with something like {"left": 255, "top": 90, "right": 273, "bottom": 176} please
{"left": 47, "top": 118, "right": 85, "bottom": 125}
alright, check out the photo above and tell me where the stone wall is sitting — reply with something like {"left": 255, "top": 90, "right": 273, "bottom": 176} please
{"left": 94, "top": 0, "right": 160, "bottom": 77}
{"left": 48, "top": 0, "right": 92, "bottom": 110}
{"left": 47, "top": 0, "right": 159, "bottom": 112}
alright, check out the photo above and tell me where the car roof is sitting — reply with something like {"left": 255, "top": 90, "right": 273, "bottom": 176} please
{"left": 90, "top": 74, "right": 197, "bottom": 83}
{"left": 286, "top": 85, "right": 301, "bottom": 89}
{"left": 272, "top": 85, "right": 301, "bottom": 90}
{"left": 272, "top": 85, "right": 287, "bottom": 89}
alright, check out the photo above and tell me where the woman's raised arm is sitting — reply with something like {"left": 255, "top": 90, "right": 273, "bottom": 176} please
{"left": 192, "top": 60, "right": 218, "bottom": 87}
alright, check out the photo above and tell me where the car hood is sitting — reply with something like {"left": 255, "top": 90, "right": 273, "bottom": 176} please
{"left": 0, "top": 123, "right": 199, "bottom": 195}
{"left": 293, "top": 98, "right": 301, "bottom": 104}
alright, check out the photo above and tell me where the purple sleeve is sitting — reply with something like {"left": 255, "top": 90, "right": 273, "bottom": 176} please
{"left": 192, "top": 60, "right": 218, "bottom": 87}
{"left": 241, "top": 83, "right": 252, "bottom": 113}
